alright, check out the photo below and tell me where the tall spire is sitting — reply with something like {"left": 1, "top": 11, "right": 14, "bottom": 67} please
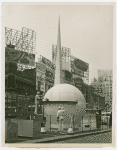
{"left": 57, "top": 15, "right": 61, "bottom": 50}
{"left": 54, "top": 15, "right": 62, "bottom": 86}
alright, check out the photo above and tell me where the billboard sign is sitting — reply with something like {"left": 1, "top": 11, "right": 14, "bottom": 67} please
{"left": 36, "top": 71, "right": 45, "bottom": 81}
{"left": 64, "top": 70, "right": 72, "bottom": 81}
{"left": 46, "top": 70, "right": 54, "bottom": 81}
{"left": 71, "top": 56, "right": 89, "bottom": 77}
{"left": 71, "top": 57, "right": 88, "bottom": 71}
{"left": 36, "top": 62, "right": 46, "bottom": 91}
{"left": 37, "top": 80, "right": 45, "bottom": 92}
{"left": 5, "top": 61, "right": 17, "bottom": 74}
{"left": 74, "top": 59, "right": 88, "bottom": 72}
{"left": 52, "top": 45, "right": 71, "bottom": 71}
{"left": 36, "top": 62, "right": 46, "bottom": 73}
{"left": 41, "top": 56, "right": 55, "bottom": 70}
{"left": 40, "top": 82, "right": 45, "bottom": 92}
{"left": 71, "top": 63, "right": 84, "bottom": 77}
{"left": 5, "top": 47, "right": 35, "bottom": 66}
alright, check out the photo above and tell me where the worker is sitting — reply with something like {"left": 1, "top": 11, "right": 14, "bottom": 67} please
{"left": 57, "top": 107, "right": 65, "bottom": 133}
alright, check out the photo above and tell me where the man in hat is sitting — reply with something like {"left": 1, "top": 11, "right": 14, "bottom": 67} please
{"left": 57, "top": 107, "right": 65, "bottom": 133}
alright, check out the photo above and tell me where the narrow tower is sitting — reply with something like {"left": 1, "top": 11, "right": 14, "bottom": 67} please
{"left": 54, "top": 16, "right": 62, "bottom": 86}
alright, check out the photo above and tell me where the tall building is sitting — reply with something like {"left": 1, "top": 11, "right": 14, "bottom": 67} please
{"left": 91, "top": 69, "right": 113, "bottom": 111}
{"left": 5, "top": 27, "right": 36, "bottom": 117}
{"left": 98, "top": 69, "right": 112, "bottom": 82}
{"left": 36, "top": 55, "right": 55, "bottom": 94}
{"left": 98, "top": 70, "right": 113, "bottom": 107}
{"left": 5, "top": 27, "right": 36, "bottom": 96}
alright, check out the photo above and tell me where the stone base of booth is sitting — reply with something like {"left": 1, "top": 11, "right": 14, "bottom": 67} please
{"left": 11, "top": 119, "right": 41, "bottom": 138}
{"left": 5, "top": 119, "right": 18, "bottom": 143}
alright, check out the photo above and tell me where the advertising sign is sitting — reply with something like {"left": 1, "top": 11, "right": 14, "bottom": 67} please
{"left": 36, "top": 62, "right": 46, "bottom": 73}
{"left": 5, "top": 61, "right": 17, "bottom": 74}
{"left": 46, "top": 70, "right": 54, "bottom": 81}
{"left": 5, "top": 47, "right": 35, "bottom": 66}
{"left": 52, "top": 45, "right": 71, "bottom": 71}
{"left": 37, "top": 80, "right": 45, "bottom": 92}
{"left": 71, "top": 56, "right": 89, "bottom": 72}
{"left": 40, "top": 82, "right": 45, "bottom": 92}
{"left": 73, "top": 58, "right": 88, "bottom": 72}
{"left": 64, "top": 70, "right": 72, "bottom": 81}
{"left": 36, "top": 63, "right": 46, "bottom": 86}
{"left": 41, "top": 56, "right": 55, "bottom": 70}
{"left": 71, "top": 56, "right": 89, "bottom": 77}
{"left": 71, "top": 63, "right": 84, "bottom": 77}
{"left": 36, "top": 63, "right": 46, "bottom": 91}
{"left": 22, "top": 68, "right": 36, "bottom": 82}
{"left": 36, "top": 71, "right": 45, "bottom": 81}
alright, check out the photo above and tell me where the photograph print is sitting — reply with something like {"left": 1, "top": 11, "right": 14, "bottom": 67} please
{"left": 1, "top": 2, "right": 116, "bottom": 148}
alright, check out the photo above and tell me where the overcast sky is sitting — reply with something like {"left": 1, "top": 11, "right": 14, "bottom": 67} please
{"left": 3, "top": 3, "right": 113, "bottom": 83}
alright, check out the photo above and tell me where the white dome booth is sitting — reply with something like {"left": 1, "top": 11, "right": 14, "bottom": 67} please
{"left": 43, "top": 84, "right": 86, "bottom": 131}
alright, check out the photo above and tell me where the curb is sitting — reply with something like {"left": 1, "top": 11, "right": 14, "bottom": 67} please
{"left": 18, "top": 129, "right": 112, "bottom": 143}
{"left": 38, "top": 129, "right": 112, "bottom": 143}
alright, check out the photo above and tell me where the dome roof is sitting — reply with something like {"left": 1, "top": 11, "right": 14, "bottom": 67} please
{"left": 43, "top": 84, "right": 85, "bottom": 104}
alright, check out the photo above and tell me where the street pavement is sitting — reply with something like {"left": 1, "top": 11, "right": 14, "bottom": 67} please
{"left": 15, "top": 129, "right": 111, "bottom": 143}
{"left": 55, "top": 131, "right": 112, "bottom": 143}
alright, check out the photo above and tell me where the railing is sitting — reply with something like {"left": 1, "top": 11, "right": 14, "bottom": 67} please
{"left": 5, "top": 95, "right": 112, "bottom": 132}
{"left": 44, "top": 113, "right": 112, "bottom": 132}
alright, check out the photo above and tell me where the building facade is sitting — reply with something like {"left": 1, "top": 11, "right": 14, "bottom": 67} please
{"left": 5, "top": 27, "right": 37, "bottom": 118}
{"left": 52, "top": 44, "right": 89, "bottom": 85}
{"left": 36, "top": 53, "right": 104, "bottom": 111}
{"left": 91, "top": 69, "right": 113, "bottom": 111}
{"left": 36, "top": 55, "right": 55, "bottom": 94}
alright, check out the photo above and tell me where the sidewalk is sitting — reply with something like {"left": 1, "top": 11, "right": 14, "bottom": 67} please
{"left": 16, "top": 128, "right": 112, "bottom": 143}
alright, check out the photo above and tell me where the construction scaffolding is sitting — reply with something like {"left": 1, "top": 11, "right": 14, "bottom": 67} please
{"left": 52, "top": 44, "right": 71, "bottom": 71}
{"left": 52, "top": 44, "right": 71, "bottom": 63}
{"left": 5, "top": 27, "right": 36, "bottom": 70}
{"left": 5, "top": 27, "right": 36, "bottom": 53}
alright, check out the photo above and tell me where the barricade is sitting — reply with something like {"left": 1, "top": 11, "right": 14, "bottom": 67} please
{"left": 47, "top": 112, "right": 110, "bottom": 133}
{"left": 11, "top": 119, "right": 41, "bottom": 138}
{"left": 5, "top": 119, "right": 18, "bottom": 143}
